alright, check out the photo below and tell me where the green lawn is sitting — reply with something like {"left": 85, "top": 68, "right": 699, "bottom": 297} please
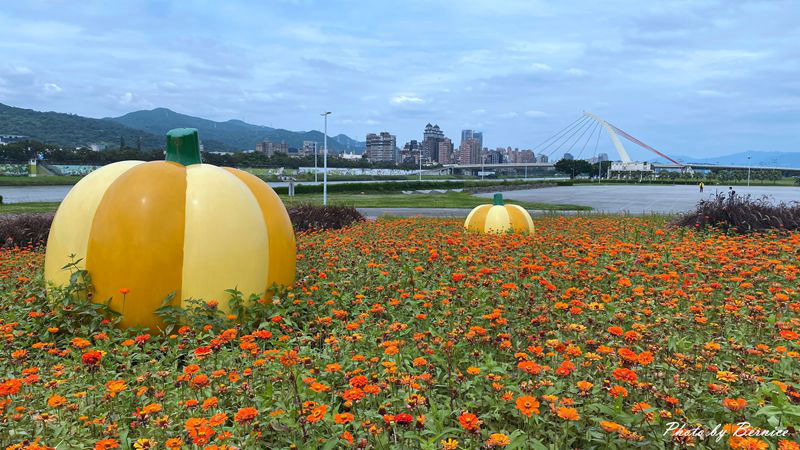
{"left": 279, "top": 191, "right": 591, "bottom": 210}
{"left": 0, "top": 175, "right": 82, "bottom": 186}
{"left": 0, "top": 201, "right": 60, "bottom": 214}
{"left": 0, "top": 192, "right": 590, "bottom": 215}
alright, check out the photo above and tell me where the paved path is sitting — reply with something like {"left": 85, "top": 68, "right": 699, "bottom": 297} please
{"left": 477, "top": 184, "right": 800, "bottom": 214}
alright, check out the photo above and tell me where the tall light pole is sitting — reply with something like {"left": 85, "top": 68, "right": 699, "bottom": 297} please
{"left": 481, "top": 149, "right": 485, "bottom": 181}
{"left": 321, "top": 112, "right": 331, "bottom": 206}
{"left": 418, "top": 146, "right": 422, "bottom": 182}
{"left": 747, "top": 155, "right": 751, "bottom": 187}
{"left": 314, "top": 143, "right": 318, "bottom": 183}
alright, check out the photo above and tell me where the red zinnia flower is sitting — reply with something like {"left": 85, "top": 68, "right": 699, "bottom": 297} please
{"left": 458, "top": 412, "right": 480, "bottom": 431}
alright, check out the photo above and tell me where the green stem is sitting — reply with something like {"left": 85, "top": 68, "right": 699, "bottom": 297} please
{"left": 165, "top": 128, "right": 202, "bottom": 166}
{"left": 492, "top": 193, "right": 504, "bottom": 205}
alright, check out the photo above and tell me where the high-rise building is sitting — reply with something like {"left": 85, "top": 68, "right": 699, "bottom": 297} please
{"left": 519, "top": 149, "right": 534, "bottom": 163}
{"left": 598, "top": 152, "right": 609, "bottom": 162}
{"left": 365, "top": 132, "right": 397, "bottom": 163}
{"left": 400, "top": 140, "right": 421, "bottom": 164}
{"left": 563, "top": 153, "right": 574, "bottom": 160}
{"left": 537, "top": 153, "right": 549, "bottom": 163}
{"left": 473, "top": 132, "right": 483, "bottom": 151}
{"left": 256, "top": 140, "right": 288, "bottom": 156}
{"left": 301, "top": 141, "right": 318, "bottom": 157}
{"left": 438, "top": 138, "right": 454, "bottom": 164}
{"left": 422, "top": 123, "right": 445, "bottom": 163}
{"left": 461, "top": 129, "right": 474, "bottom": 143}
{"left": 485, "top": 149, "right": 503, "bottom": 164}
{"left": 459, "top": 138, "right": 481, "bottom": 164}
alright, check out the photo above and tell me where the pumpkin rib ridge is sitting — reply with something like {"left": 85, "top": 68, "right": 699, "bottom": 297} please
{"left": 44, "top": 161, "right": 145, "bottom": 287}
{"left": 180, "top": 164, "right": 269, "bottom": 313}
{"left": 505, "top": 204, "right": 534, "bottom": 234}
{"left": 484, "top": 205, "right": 511, "bottom": 234}
{"left": 224, "top": 168, "right": 296, "bottom": 291}
{"left": 85, "top": 161, "right": 188, "bottom": 330}
{"left": 464, "top": 204, "right": 491, "bottom": 232}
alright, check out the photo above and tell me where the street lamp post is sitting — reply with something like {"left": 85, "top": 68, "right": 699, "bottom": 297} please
{"left": 747, "top": 155, "right": 751, "bottom": 187}
{"left": 321, "top": 112, "right": 331, "bottom": 206}
{"left": 314, "top": 143, "right": 318, "bottom": 183}
{"left": 419, "top": 146, "right": 422, "bottom": 182}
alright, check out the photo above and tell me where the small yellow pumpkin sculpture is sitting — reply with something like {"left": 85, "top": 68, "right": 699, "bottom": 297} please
{"left": 44, "top": 128, "right": 295, "bottom": 330}
{"left": 464, "top": 193, "right": 535, "bottom": 234}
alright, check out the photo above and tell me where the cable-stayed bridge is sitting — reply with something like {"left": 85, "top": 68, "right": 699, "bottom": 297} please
{"left": 442, "top": 112, "right": 800, "bottom": 174}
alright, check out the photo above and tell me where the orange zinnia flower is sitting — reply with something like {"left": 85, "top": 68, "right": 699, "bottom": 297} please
{"left": 234, "top": 407, "right": 258, "bottom": 424}
{"left": 47, "top": 394, "right": 67, "bottom": 408}
{"left": 105, "top": 379, "right": 127, "bottom": 397}
{"left": 722, "top": 397, "right": 747, "bottom": 411}
{"left": 334, "top": 412, "right": 354, "bottom": 424}
{"left": 487, "top": 433, "right": 511, "bottom": 447}
{"left": 515, "top": 395, "right": 540, "bottom": 416}
{"left": 307, "top": 404, "right": 327, "bottom": 423}
{"left": 557, "top": 407, "right": 580, "bottom": 421}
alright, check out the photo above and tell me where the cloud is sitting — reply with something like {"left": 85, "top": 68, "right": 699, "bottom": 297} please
{"left": 0, "top": 1, "right": 796, "bottom": 154}
{"left": 42, "top": 83, "right": 62, "bottom": 94}
{"left": 524, "top": 110, "right": 548, "bottom": 118}
{"left": 565, "top": 68, "right": 587, "bottom": 76}
{"left": 119, "top": 92, "right": 134, "bottom": 104}
{"left": 696, "top": 89, "right": 736, "bottom": 98}
{"left": 390, "top": 95, "right": 425, "bottom": 105}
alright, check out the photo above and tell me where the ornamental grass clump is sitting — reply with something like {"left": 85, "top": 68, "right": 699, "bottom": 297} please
{"left": 0, "top": 212, "right": 54, "bottom": 247}
{"left": 673, "top": 192, "right": 800, "bottom": 234}
{"left": 287, "top": 204, "right": 365, "bottom": 232}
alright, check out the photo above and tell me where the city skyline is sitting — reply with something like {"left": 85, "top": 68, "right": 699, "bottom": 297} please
{"left": 1, "top": 1, "right": 798, "bottom": 157}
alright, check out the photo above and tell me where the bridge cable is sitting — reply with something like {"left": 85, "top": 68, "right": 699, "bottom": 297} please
{"left": 592, "top": 117, "right": 602, "bottom": 159}
{"left": 529, "top": 115, "right": 586, "bottom": 153}
{"left": 575, "top": 120, "right": 601, "bottom": 160}
{"left": 608, "top": 123, "right": 683, "bottom": 166}
{"left": 547, "top": 115, "right": 594, "bottom": 158}
{"left": 532, "top": 115, "right": 590, "bottom": 155}
{"left": 561, "top": 117, "right": 598, "bottom": 159}
{"left": 541, "top": 115, "right": 592, "bottom": 157}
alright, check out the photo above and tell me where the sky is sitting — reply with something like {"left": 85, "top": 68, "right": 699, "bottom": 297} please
{"left": 0, "top": 0, "right": 798, "bottom": 158}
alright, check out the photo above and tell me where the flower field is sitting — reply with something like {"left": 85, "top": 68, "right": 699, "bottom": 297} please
{"left": 1, "top": 216, "right": 800, "bottom": 449}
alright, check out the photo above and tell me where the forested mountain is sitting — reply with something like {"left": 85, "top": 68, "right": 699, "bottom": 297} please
{"left": 0, "top": 103, "right": 364, "bottom": 153}
{"left": 0, "top": 103, "right": 163, "bottom": 149}
{"left": 108, "top": 108, "right": 364, "bottom": 152}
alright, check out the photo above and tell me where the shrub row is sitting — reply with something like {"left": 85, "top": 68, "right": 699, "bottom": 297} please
{"left": 0, "top": 205, "right": 366, "bottom": 247}
{"left": 572, "top": 179, "right": 715, "bottom": 186}
{"left": 269, "top": 179, "right": 571, "bottom": 195}
{"left": 672, "top": 192, "right": 800, "bottom": 234}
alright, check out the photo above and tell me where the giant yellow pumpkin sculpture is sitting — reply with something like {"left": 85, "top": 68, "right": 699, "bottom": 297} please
{"left": 464, "top": 194, "right": 535, "bottom": 234}
{"left": 44, "top": 128, "right": 295, "bottom": 330}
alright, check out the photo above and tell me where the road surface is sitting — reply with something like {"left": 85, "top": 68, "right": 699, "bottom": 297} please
{"left": 0, "top": 177, "right": 559, "bottom": 203}
{"left": 2, "top": 182, "right": 797, "bottom": 215}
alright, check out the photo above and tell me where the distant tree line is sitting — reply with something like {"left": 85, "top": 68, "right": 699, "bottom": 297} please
{"left": 553, "top": 157, "right": 790, "bottom": 183}
{"left": 0, "top": 140, "right": 427, "bottom": 170}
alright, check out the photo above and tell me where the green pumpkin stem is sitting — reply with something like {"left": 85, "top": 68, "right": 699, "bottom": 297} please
{"left": 165, "top": 128, "right": 202, "bottom": 166}
{"left": 493, "top": 193, "right": 504, "bottom": 206}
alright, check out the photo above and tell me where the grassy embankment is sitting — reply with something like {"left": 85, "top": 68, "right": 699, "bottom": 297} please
{"left": 0, "top": 192, "right": 589, "bottom": 215}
